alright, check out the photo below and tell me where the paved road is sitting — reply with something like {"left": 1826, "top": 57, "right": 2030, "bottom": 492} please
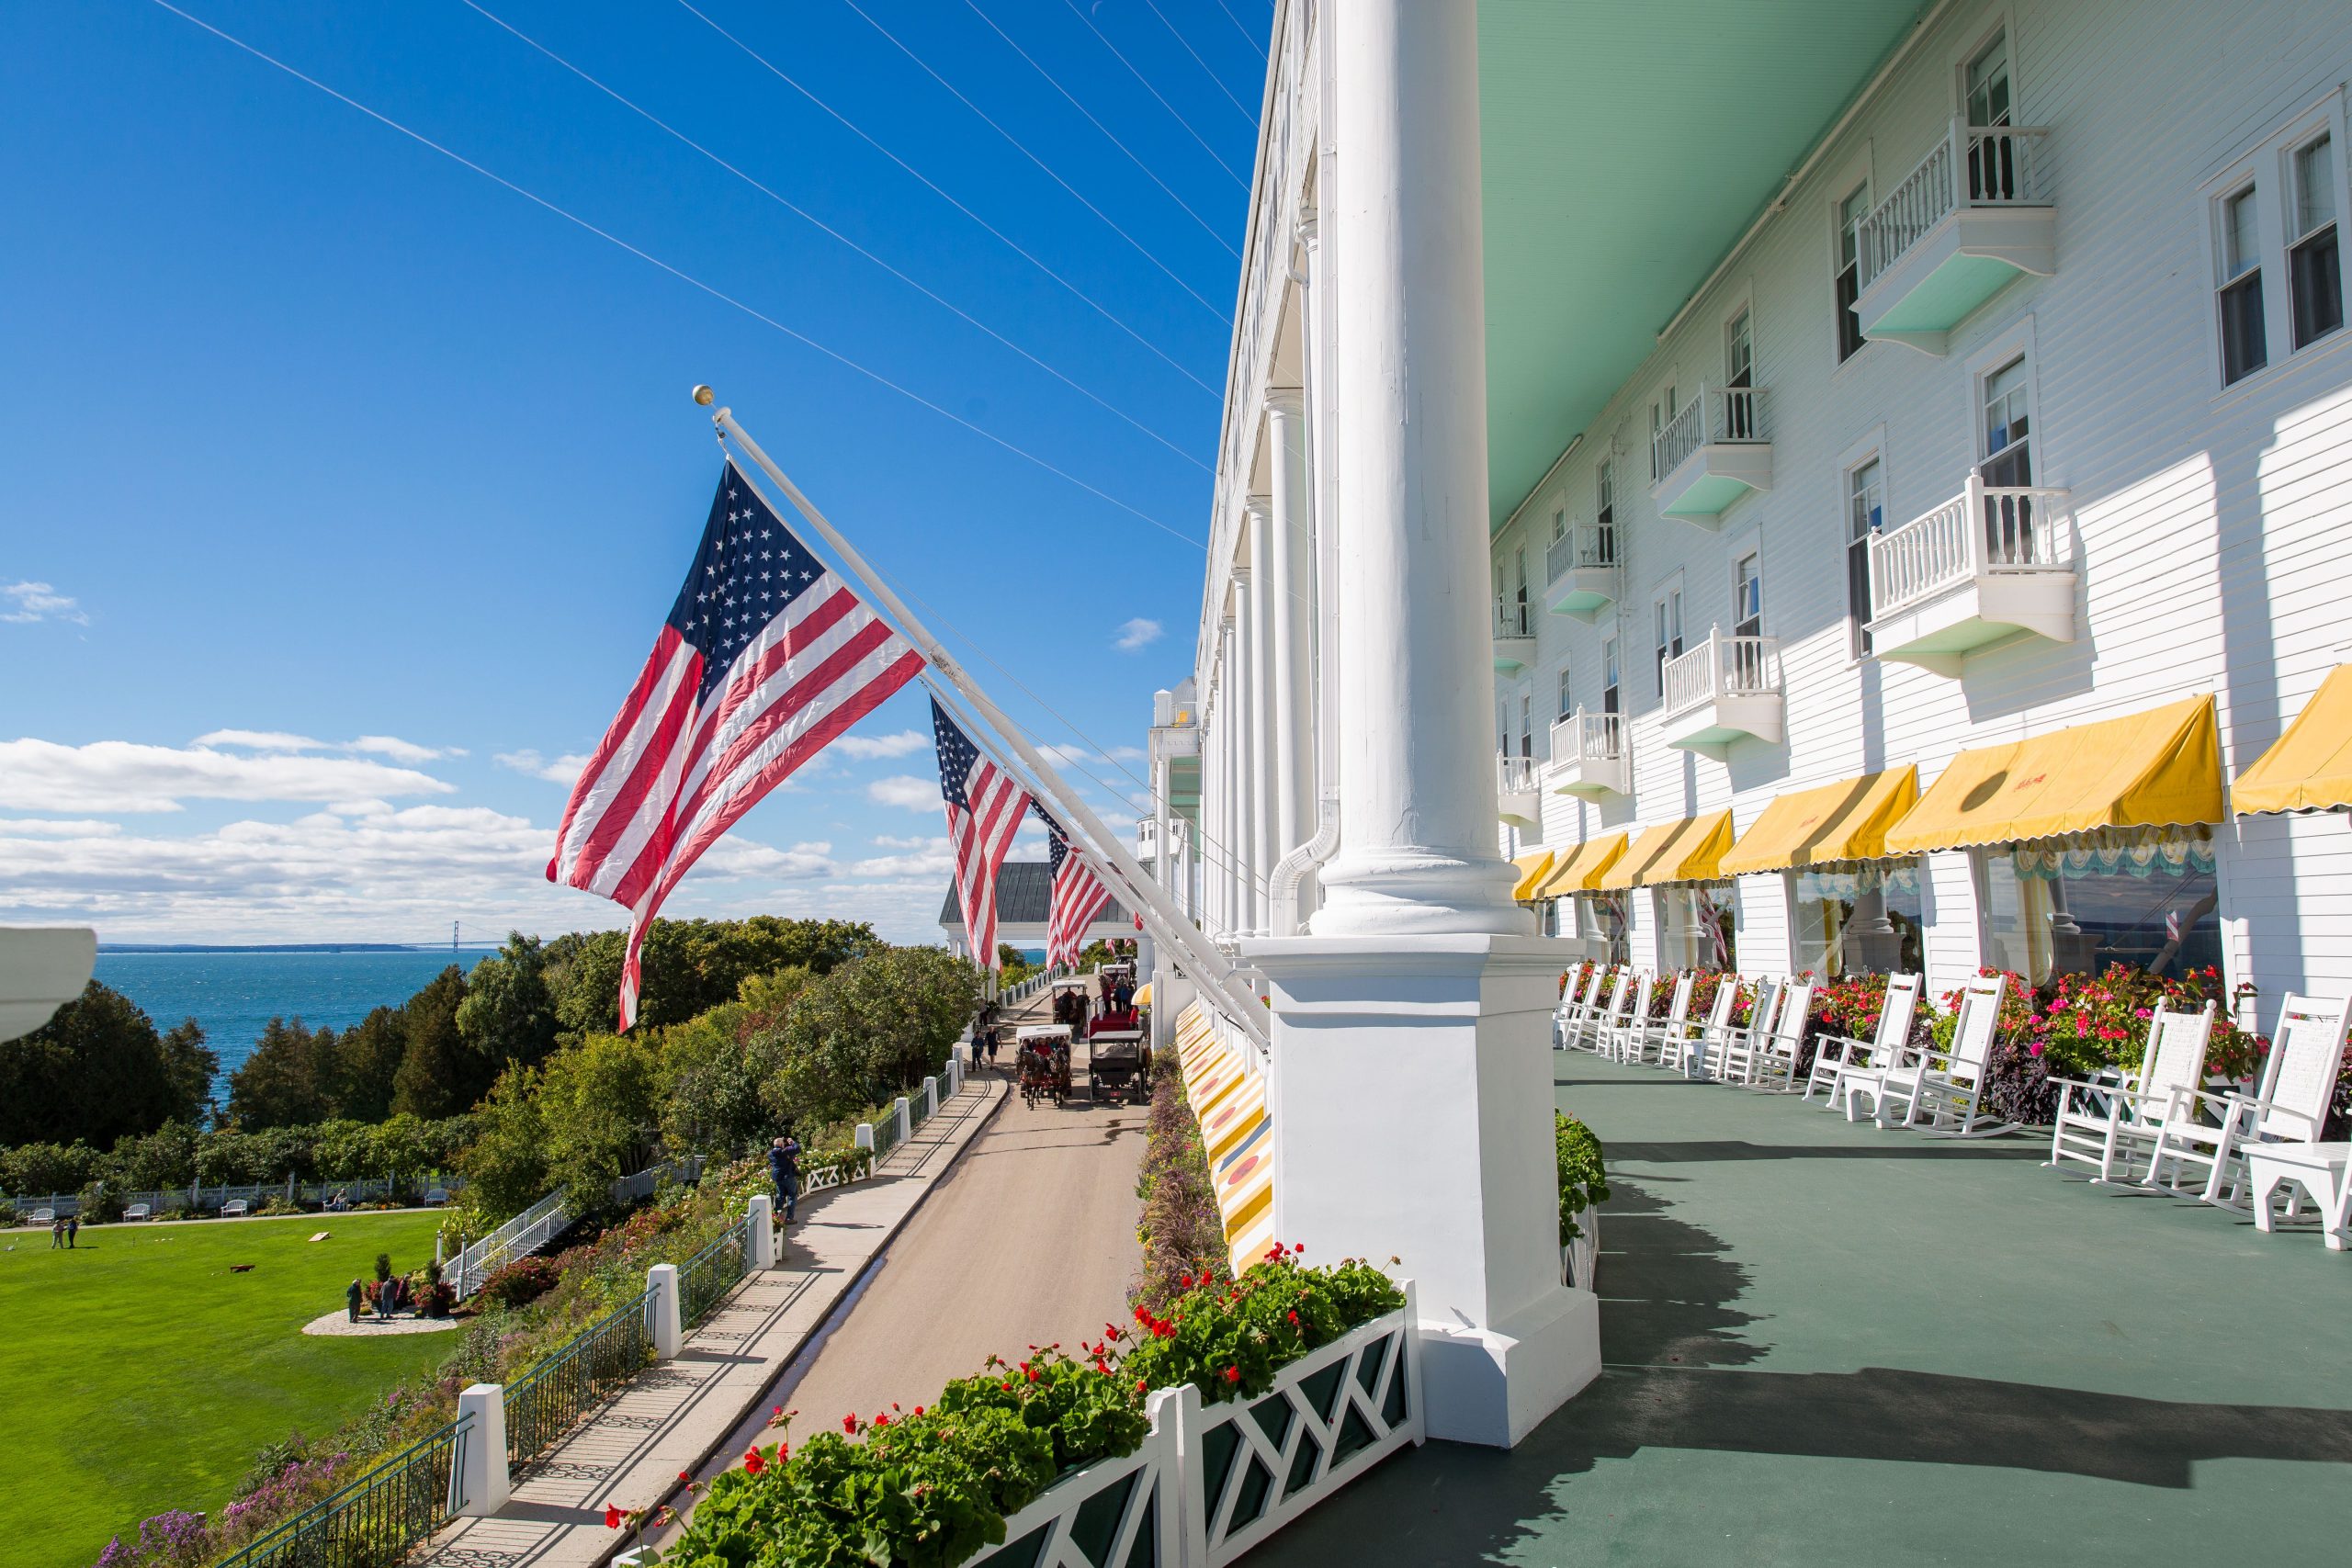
{"left": 750, "top": 996, "right": 1149, "bottom": 1442}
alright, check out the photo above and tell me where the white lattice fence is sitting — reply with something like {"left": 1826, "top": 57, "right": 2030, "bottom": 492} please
{"left": 967, "top": 1390, "right": 1185, "bottom": 1568}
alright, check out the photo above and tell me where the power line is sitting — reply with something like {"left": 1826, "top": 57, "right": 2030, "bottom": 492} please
{"left": 667, "top": 0, "right": 1219, "bottom": 399}
{"left": 1210, "top": 0, "right": 1268, "bottom": 63}
{"left": 143, "top": 0, "right": 1207, "bottom": 551}
{"left": 1056, "top": 0, "right": 1250, "bottom": 186}
{"left": 1137, "top": 0, "right": 1260, "bottom": 126}
{"left": 832, "top": 0, "right": 1235, "bottom": 323}
{"left": 457, "top": 0, "right": 1208, "bottom": 475}
{"left": 960, "top": 0, "right": 1238, "bottom": 260}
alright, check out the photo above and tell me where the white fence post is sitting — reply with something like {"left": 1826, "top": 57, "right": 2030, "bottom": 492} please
{"left": 854, "top": 1122, "right": 874, "bottom": 1156}
{"left": 893, "top": 1097, "right": 911, "bottom": 1146}
{"left": 646, "top": 1263, "right": 682, "bottom": 1359}
{"left": 746, "top": 1195, "right": 776, "bottom": 1269}
{"left": 922, "top": 1077, "right": 939, "bottom": 1118}
{"left": 452, "top": 1384, "right": 509, "bottom": 1516}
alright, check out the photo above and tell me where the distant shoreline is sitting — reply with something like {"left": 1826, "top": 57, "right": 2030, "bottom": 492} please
{"left": 97, "top": 943, "right": 508, "bottom": 954}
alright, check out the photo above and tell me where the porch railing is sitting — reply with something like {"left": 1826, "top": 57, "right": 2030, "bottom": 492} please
{"left": 1548, "top": 709, "right": 1624, "bottom": 767}
{"left": 677, "top": 1217, "right": 752, "bottom": 1330}
{"left": 504, "top": 1289, "right": 656, "bottom": 1466}
{"left": 1662, "top": 628, "right": 1781, "bottom": 718}
{"left": 1497, "top": 752, "right": 1540, "bottom": 795}
{"left": 217, "top": 1415, "right": 474, "bottom": 1568}
{"left": 1544, "top": 519, "right": 1618, "bottom": 585}
{"left": 1869, "top": 477, "right": 2074, "bottom": 617}
{"left": 447, "top": 1187, "right": 570, "bottom": 1301}
{"left": 1493, "top": 600, "right": 1533, "bottom": 638}
{"left": 1651, "top": 385, "right": 1768, "bottom": 481}
{"left": 1859, "top": 119, "right": 2052, "bottom": 290}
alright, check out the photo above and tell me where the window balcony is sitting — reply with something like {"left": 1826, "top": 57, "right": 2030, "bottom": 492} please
{"left": 1543, "top": 521, "right": 1620, "bottom": 622}
{"left": 1649, "top": 385, "right": 1771, "bottom": 525}
{"left": 1857, "top": 120, "right": 2055, "bottom": 355}
{"left": 1545, "top": 709, "right": 1630, "bottom": 798}
{"left": 1660, "top": 629, "right": 1783, "bottom": 759}
{"left": 1497, "top": 751, "right": 1543, "bottom": 829}
{"left": 1493, "top": 603, "right": 1536, "bottom": 672}
{"left": 1866, "top": 478, "right": 2077, "bottom": 675}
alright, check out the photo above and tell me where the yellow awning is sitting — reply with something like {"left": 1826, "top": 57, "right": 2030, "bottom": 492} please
{"left": 1536, "top": 831, "right": 1629, "bottom": 897}
{"left": 1595, "top": 811, "right": 1736, "bottom": 890}
{"left": 1134, "top": 982, "right": 1153, "bottom": 1009}
{"left": 1509, "top": 850, "right": 1555, "bottom": 902}
{"left": 2234, "top": 664, "right": 2352, "bottom": 816}
{"left": 1883, "top": 695, "right": 2223, "bottom": 854}
{"left": 1718, "top": 767, "right": 1920, "bottom": 876}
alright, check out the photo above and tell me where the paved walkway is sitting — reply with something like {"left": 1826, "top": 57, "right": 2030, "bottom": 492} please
{"left": 415, "top": 1074, "right": 1005, "bottom": 1568}
{"left": 632, "top": 987, "right": 1149, "bottom": 1560}
{"left": 1245, "top": 1052, "right": 2352, "bottom": 1567}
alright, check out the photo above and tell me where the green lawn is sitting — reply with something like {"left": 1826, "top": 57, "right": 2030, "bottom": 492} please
{"left": 0, "top": 1212, "right": 457, "bottom": 1568}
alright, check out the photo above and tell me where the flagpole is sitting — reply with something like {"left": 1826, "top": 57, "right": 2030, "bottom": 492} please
{"left": 699, "top": 391, "right": 1271, "bottom": 1051}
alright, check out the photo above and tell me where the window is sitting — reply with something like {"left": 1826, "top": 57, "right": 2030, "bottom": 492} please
{"left": 1556, "top": 664, "right": 1574, "bottom": 722}
{"left": 1790, "top": 861, "right": 1925, "bottom": 979}
{"left": 1836, "top": 184, "right": 1870, "bottom": 361}
{"left": 1519, "top": 691, "right": 1533, "bottom": 759}
{"left": 1980, "top": 356, "right": 2033, "bottom": 487}
{"left": 1725, "top": 308, "right": 1753, "bottom": 388}
{"left": 1492, "top": 562, "right": 1506, "bottom": 632}
{"left": 2290, "top": 133, "right": 2342, "bottom": 349}
{"left": 1847, "top": 457, "right": 1884, "bottom": 654}
{"left": 1550, "top": 502, "right": 1567, "bottom": 546}
{"left": 1513, "top": 547, "right": 1530, "bottom": 634}
{"left": 1601, "top": 637, "right": 1620, "bottom": 716}
{"left": 1964, "top": 31, "right": 2018, "bottom": 200}
{"left": 1594, "top": 459, "right": 1616, "bottom": 564}
{"left": 1574, "top": 891, "right": 1631, "bottom": 967}
{"left": 1649, "top": 385, "right": 1678, "bottom": 479}
{"left": 1654, "top": 589, "right": 1684, "bottom": 692}
{"left": 1977, "top": 830, "right": 2222, "bottom": 985}
{"left": 1733, "top": 554, "right": 1762, "bottom": 638}
{"left": 1656, "top": 882, "right": 1738, "bottom": 972}
{"left": 2219, "top": 185, "right": 2267, "bottom": 384}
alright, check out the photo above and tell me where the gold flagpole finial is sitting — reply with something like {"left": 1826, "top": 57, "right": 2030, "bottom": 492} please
{"left": 691, "top": 384, "right": 716, "bottom": 407}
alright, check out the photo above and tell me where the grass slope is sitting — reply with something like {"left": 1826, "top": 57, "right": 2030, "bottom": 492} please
{"left": 0, "top": 1212, "right": 452, "bottom": 1568}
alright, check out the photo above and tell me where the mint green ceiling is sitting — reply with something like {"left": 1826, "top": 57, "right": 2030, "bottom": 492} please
{"left": 1477, "top": 1, "right": 1932, "bottom": 527}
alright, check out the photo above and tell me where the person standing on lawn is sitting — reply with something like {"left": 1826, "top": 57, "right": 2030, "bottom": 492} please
{"left": 50, "top": 1216, "right": 64, "bottom": 1248}
{"left": 769, "top": 1132, "right": 800, "bottom": 1224}
{"left": 66, "top": 1213, "right": 78, "bottom": 1247}
{"left": 346, "top": 1277, "right": 364, "bottom": 1324}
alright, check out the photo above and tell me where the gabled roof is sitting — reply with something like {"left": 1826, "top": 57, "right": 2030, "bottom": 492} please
{"left": 938, "top": 862, "right": 1130, "bottom": 931}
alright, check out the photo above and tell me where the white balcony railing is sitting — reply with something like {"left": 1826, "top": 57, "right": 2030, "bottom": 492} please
{"left": 1498, "top": 751, "right": 1540, "bottom": 794}
{"left": 1869, "top": 477, "right": 2074, "bottom": 618}
{"left": 1544, "top": 520, "right": 1619, "bottom": 586}
{"left": 1494, "top": 600, "right": 1534, "bottom": 638}
{"left": 1662, "top": 628, "right": 1781, "bottom": 720}
{"left": 1651, "top": 385, "right": 1768, "bottom": 482}
{"left": 1548, "top": 709, "right": 1624, "bottom": 768}
{"left": 1859, "top": 120, "right": 2052, "bottom": 291}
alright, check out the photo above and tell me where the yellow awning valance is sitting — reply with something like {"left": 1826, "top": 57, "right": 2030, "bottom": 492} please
{"left": 1536, "top": 831, "right": 1629, "bottom": 897}
{"left": 1509, "top": 850, "right": 1555, "bottom": 902}
{"left": 1883, "top": 694, "right": 2224, "bottom": 855}
{"left": 2234, "top": 664, "right": 2352, "bottom": 816}
{"left": 1134, "top": 982, "right": 1153, "bottom": 1009}
{"left": 1596, "top": 811, "right": 1736, "bottom": 890}
{"left": 1718, "top": 767, "right": 1920, "bottom": 876}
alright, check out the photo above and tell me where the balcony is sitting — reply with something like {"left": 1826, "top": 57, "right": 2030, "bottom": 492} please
{"left": 1497, "top": 752, "right": 1543, "bottom": 829}
{"left": 1866, "top": 479, "right": 2077, "bottom": 675}
{"left": 1857, "top": 120, "right": 2055, "bottom": 355}
{"left": 1660, "top": 629, "right": 1783, "bottom": 759}
{"left": 1649, "top": 385, "right": 1771, "bottom": 525}
{"left": 1493, "top": 602, "right": 1536, "bottom": 672}
{"left": 1546, "top": 709, "right": 1630, "bottom": 798}
{"left": 1544, "top": 521, "right": 1620, "bottom": 622}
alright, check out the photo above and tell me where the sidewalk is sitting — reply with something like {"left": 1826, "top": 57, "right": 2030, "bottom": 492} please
{"left": 414, "top": 1075, "right": 1006, "bottom": 1568}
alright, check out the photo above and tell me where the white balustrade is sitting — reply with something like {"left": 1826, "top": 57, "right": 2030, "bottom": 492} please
{"left": 1662, "top": 629, "right": 1781, "bottom": 720}
{"left": 1497, "top": 751, "right": 1540, "bottom": 795}
{"left": 1869, "top": 477, "right": 2074, "bottom": 617}
{"left": 1544, "top": 519, "right": 1619, "bottom": 585}
{"left": 1859, "top": 119, "right": 2052, "bottom": 290}
{"left": 1548, "top": 709, "right": 1624, "bottom": 768}
{"left": 1493, "top": 600, "right": 1533, "bottom": 639}
{"left": 1649, "top": 385, "right": 1769, "bottom": 483}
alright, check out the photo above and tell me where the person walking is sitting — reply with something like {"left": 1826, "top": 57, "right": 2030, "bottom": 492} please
{"left": 345, "top": 1277, "right": 364, "bottom": 1324}
{"left": 66, "top": 1213, "right": 78, "bottom": 1248}
{"left": 50, "top": 1216, "right": 64, "bottom": 1249}
{"left": 769, "top": 1132, "right": 801, "bottom": 1225}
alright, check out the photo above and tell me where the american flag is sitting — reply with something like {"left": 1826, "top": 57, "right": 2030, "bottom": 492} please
{"left": 931, "top": 695, "right": 1030, "bottom": 972}
{"left": 1041, "top": 807, "right": 1114, "bottom": 967}
{"left": 548, "top": 462, "right": 924, "bottom": 1029}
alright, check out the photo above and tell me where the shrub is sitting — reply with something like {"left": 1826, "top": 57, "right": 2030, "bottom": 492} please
{"left": 1118, "top": 1253, "right": 1404, "bottom": 1404}
{"left": 1130, "top": 1059, "right": 1230, "bottom": 1314}
{"left": 1555, "top": 1113, "right": 1611, "bottom": 1245}
{"left": 480, "top": 1255, "right": 561, "bottom": 1310}
{"left": 77, "top": 1183, "right": 125, "bottom": 1224}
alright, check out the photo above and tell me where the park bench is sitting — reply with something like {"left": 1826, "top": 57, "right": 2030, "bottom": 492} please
{"left": 29, "top": 1208, "right": 55, "bottom": 1224}
{"left": 124, "top": 1203, "right": 152, "bottom": 1221}
{"left": 222, "top": 1199, "right": 251, "bottom": 1217}
{"left": 423, "top": 1188, "right": 450, "bottom": 1205}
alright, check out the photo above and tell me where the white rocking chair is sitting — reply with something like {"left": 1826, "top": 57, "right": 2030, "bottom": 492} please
{"left": 1713, "top": 980, "right": 1786, "bottom": 1088}
{"left": 1624, "top": 971, "right": 1696, "bottom": 1068}
{"left": 1747, "top": 979, "right": 1816, "bottom": 1093}
{"left": 1666, "top": 978, "right": 1739, "bottom": 1079}
{"left": 1849, "top": 974, "right": 2017, "bottom": 1137}
{"left": 1804, "top": 974, "right": 1923, "bottom": 1110}
{"left": 1600, "top": 972, "right": 1657, "bottom": 1063}
{"left": 1559, "top": 964, "right": 1614, "bottom": 1052}
{"left": 2046, "top": 999, "right": 2214, "bottom": 1183}
{"left": 2143, "top": 992, "right": 2352, "bottom": 1208}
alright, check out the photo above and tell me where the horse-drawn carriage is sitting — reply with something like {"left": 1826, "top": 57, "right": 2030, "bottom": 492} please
{"left": 1015, "top": 1023, "right": 1073, "bottom": 1108}
{"left": 1086, "top": 1024, "right": 1149, "bottom": 1104}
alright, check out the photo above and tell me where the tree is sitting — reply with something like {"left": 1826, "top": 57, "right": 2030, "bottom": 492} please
{"left": 456, "top": 1065, "right": 548, "bottom": 1226}
{"left": 226, "top": 1018, "right": 336, "bottom": 1129}
{"left": 760, "top": 948, "right": 981, "bottom": 1128}
{"left": 545, "top": 917, "right": 881, "bottom": 1038}
{"left": 538, "top": 1032, "right": 666, "bottom": 1215}
{"left": 0, "top": 982, "right": 187, "bottom": 1149}
{"left": 158, "top": 1021, "right": 219, "bottom": 1127}
{"left": 330, "top": 1006, "right": 408, "bottom": 1122}
{"left": 390, "top": 966, "right": 482, "bottom": 1118}
{"left": 456, "top": 932, "right": 560, "bottom": 1071}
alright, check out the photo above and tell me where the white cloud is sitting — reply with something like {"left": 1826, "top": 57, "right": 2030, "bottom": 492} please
{"left": 849, "top": 837, "right": 956, "bottom": 877}
{"left": 195, "top": 730, "right": 464, "bottom": 763}
{"left": 872, "top": 834, "right": 937, "bottom": 850}
{"left": 833, "top": 730, "right": 929, "bottom": 761}
{"left": 0, "top": 739, "right": 457, "bottom": 814}
{"left": 867, "top": 775, "right": 940, "bottom": 812}
{"left": 1038, "top": 743, "right": 1098, "bottom": 769}
{"left": 351, "top": 735, "right": 467, "bottom": 762}
{"left": 494, "top": 749, "right": 592, "bottom": 784}
{"left": 2, "top": 581, "right": 89, "bottom": 626}
{"left": 1114, "top": 617, "right": 1162, "bottom": 652}
{"left": 0, "top": 818, "right": 121, "bottom": 838}
{"left": 1108, "top": 745, "right": 1147, "bottom": 762}
{"left": 193, "top": 729, "right": 328, "bottom": 751}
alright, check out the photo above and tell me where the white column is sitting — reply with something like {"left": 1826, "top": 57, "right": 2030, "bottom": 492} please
{"left": 646, "top": 1262, "right": 682, "bottom": 1359}
{"left": 1246, "top": 497, "right": 1276, "bottom": 933}
{"left": 1265, "top": 392, "right": 1315, "bottom": 865}
{"left": 746, "top": 1193, "right": 776, "bottom": 1269}
{"left": 1299, "top": 209, "right": 1341, "bottom": 807}
{"left": 1230, "top": 579, "right": 1257, "bottom": 936}
{"left": 1310, "top": 0, "right": 1525, "bottom": 941}
{"left": 451, "top": 1384, "right": 510, "bottom": 1516}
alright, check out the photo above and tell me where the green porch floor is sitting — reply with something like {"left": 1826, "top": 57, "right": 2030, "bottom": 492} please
{"left": 1250, "top": 1055, "right": 2352, "bottom": 1566}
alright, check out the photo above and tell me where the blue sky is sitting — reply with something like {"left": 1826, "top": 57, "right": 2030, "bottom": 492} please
{"left": 0, "top": 0, "right": 1261, "bottom": 944}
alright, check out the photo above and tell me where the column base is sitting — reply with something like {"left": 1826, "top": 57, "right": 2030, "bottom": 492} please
{"left": 1420, "top": 1284, "right": 1601, "bottom": 1448}
{"left": 1309, "top": 847, "right": 1535, "bottom": 938}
